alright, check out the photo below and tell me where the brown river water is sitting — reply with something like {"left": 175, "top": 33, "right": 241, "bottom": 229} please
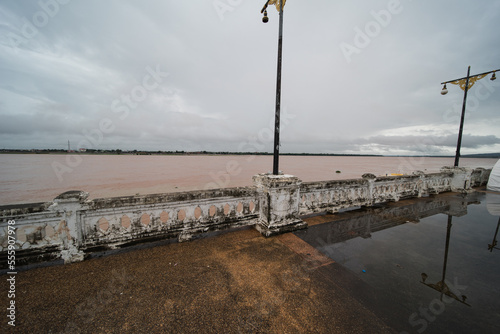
{"left": 0, "top": 154, "right": 497, "bottom": 205}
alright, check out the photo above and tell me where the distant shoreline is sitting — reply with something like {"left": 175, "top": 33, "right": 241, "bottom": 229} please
{"left": 0, "top": 149, "right": 499, "bottom": 159}
{"left": 0, "top": 149, "right": 380, "bottom": 157}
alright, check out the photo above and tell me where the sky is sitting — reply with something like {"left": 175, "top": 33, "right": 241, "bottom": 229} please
{"left": 0, "top": 0, "right": 499, "bottom": 156}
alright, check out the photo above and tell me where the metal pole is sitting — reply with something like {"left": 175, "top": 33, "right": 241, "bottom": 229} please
{"left": 454, "top": 66, "right": 471, "bottom": 167}
{"left": 440, "top": 215, "right": 453, "bottom": 300}
{"left": 489, "top": 217, "right": 500, "bottom": 252}
{"left": 272, "top": 1, "right": 283, "bottom": 175}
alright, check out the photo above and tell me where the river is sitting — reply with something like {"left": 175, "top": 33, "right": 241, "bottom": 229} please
{"left": 0, "top": 154, "right": 497, "bottom": 205}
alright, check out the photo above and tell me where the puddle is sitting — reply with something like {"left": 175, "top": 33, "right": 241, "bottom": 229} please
{"left": 295, "top": 192, "right": 500, "bottom": 334}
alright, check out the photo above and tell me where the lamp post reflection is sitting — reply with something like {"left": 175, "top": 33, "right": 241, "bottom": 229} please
{"left": 420, "top": 215, "right": 471, "bottom": 306}
{"left": 488, "top": 217, "right": 500, "bottom": 252}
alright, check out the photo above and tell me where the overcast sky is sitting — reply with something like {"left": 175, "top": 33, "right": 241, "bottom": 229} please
{"left": 1, "top": 0, "right": 499, "bottom": 156}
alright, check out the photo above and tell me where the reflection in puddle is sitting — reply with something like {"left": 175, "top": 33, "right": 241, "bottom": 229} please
{"left": 487, "top": 201, "right": 500, "bottom": 252}
{"left": 420, "top": 216, "right": 471, "bottom": 307}
{"left": 296, "top": 192, "right": 500, "bottom": 333}
{"left": 488, "top": 218, "right": 500, "bottom": 252}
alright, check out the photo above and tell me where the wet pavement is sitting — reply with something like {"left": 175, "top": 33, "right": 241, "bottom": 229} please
{"left": 1, "top": 222, "right": 391, "bottom": 333}
{"left": 296, "top": 190, "right": 500, "bottom": 334}
{"left": 1, "top": 190, "right": 499, "bottom": 333}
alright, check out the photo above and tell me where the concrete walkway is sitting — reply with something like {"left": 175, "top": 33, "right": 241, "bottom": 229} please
{"left": 1, "top": 221, "right": 396, "bottom": 333}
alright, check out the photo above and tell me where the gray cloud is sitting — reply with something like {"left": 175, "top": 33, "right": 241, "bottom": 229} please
{"left": 1, "top": 0, "right": 499, "bottom": 155}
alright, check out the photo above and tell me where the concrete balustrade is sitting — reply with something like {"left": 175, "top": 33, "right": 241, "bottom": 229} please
{"left": 0, "top": 166, "right": 491, "bottom": 268}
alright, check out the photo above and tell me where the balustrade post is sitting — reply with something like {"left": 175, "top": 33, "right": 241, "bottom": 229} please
{"left": 253, "top": 173, "right": 307, "bottom": 237}
{"left": 49, "top": 190, "right": 88, "bottom": 263}
{"left": 441, "top": 167, "right": 474, "bottom": 193}
{"left": 362, "top": 173, "right": 377, "bottom": 206}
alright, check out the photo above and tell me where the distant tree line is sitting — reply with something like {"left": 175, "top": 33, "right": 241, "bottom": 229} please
{"left": 1, "top": 148, "right": 498, "bottom": 158}
{"left": 0, "top": 148, "right": 383, "bottom": 157}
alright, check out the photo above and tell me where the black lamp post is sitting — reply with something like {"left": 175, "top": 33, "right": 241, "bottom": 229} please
{"left": 441, "top": 66, "right": 498, "bottom": 167}
{"left": 261, "top": 0, "right": 285, "bottom": 175}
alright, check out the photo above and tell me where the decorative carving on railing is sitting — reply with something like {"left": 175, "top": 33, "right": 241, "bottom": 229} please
{"left": 0, "top": 167, "right": 491, "bottom": 269}
{"left": 299, "top": 172, "right": 457, "bottom": 215}
{"left": 80, "top": 193, "right": 258, "bottom": 247}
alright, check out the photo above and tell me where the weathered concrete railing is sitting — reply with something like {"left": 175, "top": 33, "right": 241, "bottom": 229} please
{"left": 0, "top": 166, "right": 491, "bottom": 268}
{"left": 299, "top": 192, "right": 474, "bottom": 246}
{"left": 299, "top": 171, "right": 454, "bottom": 215}
{"left": 296, "top": 189, "right": 478, "bottom": 251}
{"left": 1, "top": 187, "right": 258, "bottom": 266}
{"left": 299, "top": 167, "right": 491, "bottom": 215}
{"left": 470, "top": 167, "right": 490, "bottom": 187}
{"left": 81, "top": 187, "right": 258, "bottom": 248}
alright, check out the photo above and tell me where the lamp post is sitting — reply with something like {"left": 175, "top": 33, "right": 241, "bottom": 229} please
{"left": 261, "top": 0, "right": 286, "bottom": 175}
{"left": 441, "top": 66, "right": 498, "bottom": 167}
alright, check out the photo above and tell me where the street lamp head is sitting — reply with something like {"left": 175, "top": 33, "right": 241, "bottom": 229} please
{"left": 441, "top": 84, "right": 448, "bottom": 95}
{"left": 262, "top": 10, "right": 269, "bottom": 23}
{"left": 421, "top": 273, "right": 428, "bottom": 283}
{"left": 491, "top": 72, "right": 497, "bottom": 81}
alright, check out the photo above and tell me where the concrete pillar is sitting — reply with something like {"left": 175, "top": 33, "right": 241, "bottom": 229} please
{"left": 253, "top": 173, "right": 307, "bottom": 237}
{"left": 471, "top": 167, "right": 490, "bottom": 187}
{"left": 49, "top": 190, "right": 88, "bottom": 263}
{"left": 441, "top": 167, "right": 474, "bottom": 193}
{"left": 362, "top": 173, "right": 376, "bottom": 205}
